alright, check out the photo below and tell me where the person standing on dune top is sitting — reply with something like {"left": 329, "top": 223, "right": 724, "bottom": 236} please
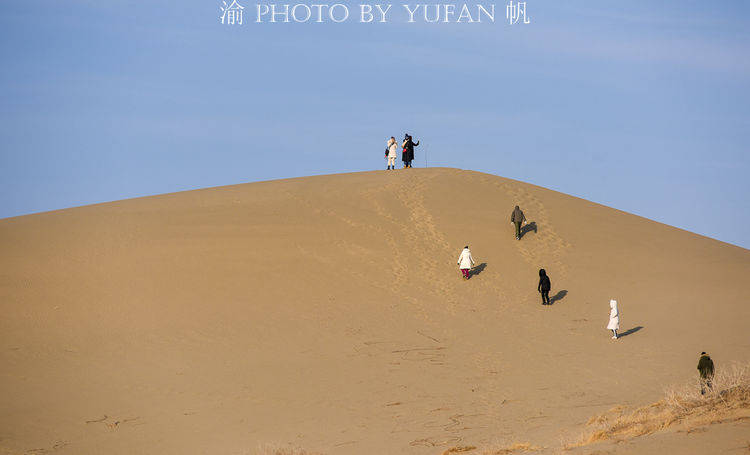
{"left": 538, "top": 269, "right": 551, "bottom": 305}
{"left": 402, "top": 134, "right": 419, "bottom": 169}
{"left": 511, "top": 205, "right": 526, "bottom": 240}
{"left": 607, "top": 299, "right": 620, "bottom": 339}
{"left": 457, "top": 245, "right": 475, "bottom": 280}
{"left": 386, "top": 136, "right": 398, "bottom": 170}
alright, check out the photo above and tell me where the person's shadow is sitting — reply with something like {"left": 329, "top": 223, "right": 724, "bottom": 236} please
{"left": 619, "top": 326, "right": 644, "bottom": 338}
{"left": 520, "top": 222, "right": 537, "bottom": 239}
{"left": 549, "top": 289, "right": 567, "bottom": 305}
{"left": 469, "top": 263, "right": 487, "bottom": 279}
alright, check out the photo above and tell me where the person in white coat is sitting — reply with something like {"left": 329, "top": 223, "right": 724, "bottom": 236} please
{"left": 386, "top": 137, "right": 398, "bottom": 170}
{"left": 607, "top": 299, "right": 620, "bottom": 339}
{"left": 457, "top": 245, "right": 475, "bottom": 280}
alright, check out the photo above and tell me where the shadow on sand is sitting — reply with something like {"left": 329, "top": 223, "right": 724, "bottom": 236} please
{"left": 520, "top": 222, "right": 537, "bottom": 239}
{"left": 549, "top": 289, "right": 568, "bottom": 305}
{"left": 619, "top": 326, "right": 644, "bottom": 338}
{"left": 469, "top": 263, "right": 487, "bottom": 278}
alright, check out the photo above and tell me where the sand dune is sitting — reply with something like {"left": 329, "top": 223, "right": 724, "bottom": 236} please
{"left": 1, "top": 168, "right": 748, "bottom": 455}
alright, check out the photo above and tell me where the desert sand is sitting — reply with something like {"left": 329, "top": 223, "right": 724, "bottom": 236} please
{"left": 1, "top": 168, "right": 748, "bottom": 455}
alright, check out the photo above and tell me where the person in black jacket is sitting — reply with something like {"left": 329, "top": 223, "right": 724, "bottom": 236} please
{"left": 538, "top": 268, "right": 551, "bottom": 305}
{"left": 402, "top": 134, "right": 419, "bottom": 168}
{"left": 697, "top": 352, "right": 715, "bottom": 394}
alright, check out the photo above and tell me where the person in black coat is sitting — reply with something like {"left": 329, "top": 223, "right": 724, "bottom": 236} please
{"left": 538, "top": 268, "right": 551, "bottom": 305}
{"left": 402, "top": 134, "right": 419, "bottom": 168}
{"left": 697, "top": 352, "right": 715, "bottom": 394}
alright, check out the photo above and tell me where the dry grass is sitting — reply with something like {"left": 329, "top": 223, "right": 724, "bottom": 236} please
{"left": 568, "top": 363, "right": 750, "bottom": 448}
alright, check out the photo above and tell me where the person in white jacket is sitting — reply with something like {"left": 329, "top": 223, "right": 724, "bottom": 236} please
{"left": 386, "top": 137, "right": 398, "bottom": 170}
{"left": 607, "top": 299, "right": 620, "bottom": 339}
{"left": 457, "top": 245, "right": 475, "bottom": 280}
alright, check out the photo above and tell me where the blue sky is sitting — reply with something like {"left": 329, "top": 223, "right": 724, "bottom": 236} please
{"left": 1, "top": 1, "right": 749, "bottom": 248}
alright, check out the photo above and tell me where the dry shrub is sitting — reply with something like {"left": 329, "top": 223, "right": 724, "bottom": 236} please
{"left": 568, "top": 362, "right": 750, "bottom": 448}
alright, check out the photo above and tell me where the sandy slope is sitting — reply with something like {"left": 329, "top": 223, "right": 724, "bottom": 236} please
{"left": 1, "top": 168, "right": 748, "bottom": 455}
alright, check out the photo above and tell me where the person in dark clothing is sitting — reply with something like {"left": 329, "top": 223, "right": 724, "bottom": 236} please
{"left": 538, "top": 269, "right": 551, "bottom": 305}
{"left": 510, "top": 205, "right": 526, "bottom": 240}
{"left": 402, "top": 134, "right": 419, "bottom": 168}
{"left": 697, "top": 352, "right": 715, "bottom": 395}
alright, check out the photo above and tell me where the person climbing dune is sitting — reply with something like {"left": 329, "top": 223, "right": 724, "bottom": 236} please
{"left": 457, "top": 245, "right": 475, "bottom": 280}
{"left": 607, "top": 299, "right": 620, "bottom": 339}
{"left": 510, "top": 205, "right": 526, "bottom": 240}
{"left": 697, "top": 352, "right": 715, "bottom": 395}
{"left": 538, "top": 269, "right": 551, "bottom": 305}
